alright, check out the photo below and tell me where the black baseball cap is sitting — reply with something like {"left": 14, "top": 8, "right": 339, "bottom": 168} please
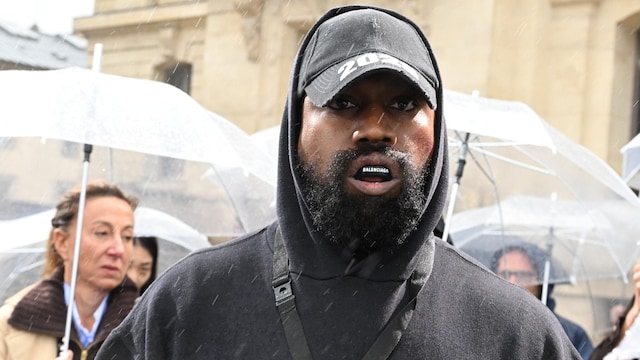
{"left": 298, "top": 8, "right": 438, "bottom": 110}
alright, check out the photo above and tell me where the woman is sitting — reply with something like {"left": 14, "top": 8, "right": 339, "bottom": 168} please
{"left": 590, "top": 258, "right": 640, "bottom": 360}
{"left": 0, "top": 179, "right": 139, "bottom": 360}
{"left": 127, "top": 236, "right": 158, "bottom": 295}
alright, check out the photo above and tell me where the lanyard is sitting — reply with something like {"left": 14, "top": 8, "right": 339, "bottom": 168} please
{"left": 272, "top": 226, "right": 427, "bottom": 360}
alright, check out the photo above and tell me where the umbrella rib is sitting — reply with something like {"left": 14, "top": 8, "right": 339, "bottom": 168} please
{"left": 465, "top": 146, "right": 554, "bottom": 175}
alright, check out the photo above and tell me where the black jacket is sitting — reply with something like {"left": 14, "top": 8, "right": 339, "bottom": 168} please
{"left": 97, "top": 5, "right": 580, "bottom": 359}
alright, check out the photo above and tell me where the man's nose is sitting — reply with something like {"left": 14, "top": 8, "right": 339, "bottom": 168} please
{"left": 352, "top": 108, "right": 397, "bottom": 146}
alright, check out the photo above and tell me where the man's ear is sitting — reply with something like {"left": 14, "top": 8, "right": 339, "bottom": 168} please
{"left": 52, "top": 228, "right": 70, "bottom": 262}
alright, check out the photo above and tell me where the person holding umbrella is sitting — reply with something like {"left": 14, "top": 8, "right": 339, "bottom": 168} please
{"left": 491, "top": 242, "right": 594, "bottom": 358}
{"left": 97, "top": 5, "right": 580, "bottom": 359}
{"left": 0, "top": 179, "right": 139, "bottom": 360}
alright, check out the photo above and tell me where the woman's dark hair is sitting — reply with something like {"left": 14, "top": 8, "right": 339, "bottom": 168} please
{"left": 44, "top": 179, "right": 139, "bottom": 276}
{"left": 134, "top": 236, "right": 159, "bottom": 294}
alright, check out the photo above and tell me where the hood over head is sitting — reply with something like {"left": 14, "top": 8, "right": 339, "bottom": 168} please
{"left": 276, "top": 5, "right": 448, "bottom": 281}
{"left": 297, "top": 8, "right": 438, "bottom": 111}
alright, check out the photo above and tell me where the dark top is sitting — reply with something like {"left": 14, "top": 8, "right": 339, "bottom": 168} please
{"left": 97, "top": 5, "right": 581, "bottom": 360}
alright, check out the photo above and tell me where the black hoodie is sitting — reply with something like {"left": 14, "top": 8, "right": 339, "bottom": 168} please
{"left": 96, "top": 6, "right": 581, "bottom": 359}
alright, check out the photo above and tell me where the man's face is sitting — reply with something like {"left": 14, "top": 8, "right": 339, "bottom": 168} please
{"left": 495, "top": 250, "right": 542, "bottom": 299}
{"left": 298, "top": 71, "right": 436, "bottom": 252}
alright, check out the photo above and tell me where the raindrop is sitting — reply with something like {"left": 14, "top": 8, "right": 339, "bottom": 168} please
{"left": 146, "top": 7, "right": 158, "bottom": 23}
{"left": 323, "top": 302, "right": 333, "bottom": 312}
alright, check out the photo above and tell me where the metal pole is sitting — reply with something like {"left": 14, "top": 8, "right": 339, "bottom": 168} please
{"left": 59, "top": 144, "right": 92, "bottom": 357}
{"left": 58, "top": 42, "right": 102, "bottom": 358}
{"left": 442, "top": 132, "right": 470, "bottom": 244}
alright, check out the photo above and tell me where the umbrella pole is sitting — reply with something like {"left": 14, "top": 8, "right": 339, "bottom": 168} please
{"left": 442, "top": 132, "right": 471, "bottom": 244}
{"left": 541, "top": 260, "right": 551, "bottom": 306}
{"left": 59, "top": 144, "right": 93, "bottom": 357}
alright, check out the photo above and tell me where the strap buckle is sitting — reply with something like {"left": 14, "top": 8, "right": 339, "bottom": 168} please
{"left": 274, "top": 279, "right": 293, "bottom": 305}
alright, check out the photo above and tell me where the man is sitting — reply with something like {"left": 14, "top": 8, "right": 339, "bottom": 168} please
{"left": 96, "top": 5, "right": 580, "bottom": 359}
{"left": 491, "top": 243, "right": 594, "bottom": 359}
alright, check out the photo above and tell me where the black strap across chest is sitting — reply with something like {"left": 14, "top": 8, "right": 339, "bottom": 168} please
{"left": 272, "top": 227, "right": 427, "bottom": 360}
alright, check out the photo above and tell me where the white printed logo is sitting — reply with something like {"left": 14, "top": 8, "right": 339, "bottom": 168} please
{"left": 336, "top": 52, "right": 419, "bottom": 82}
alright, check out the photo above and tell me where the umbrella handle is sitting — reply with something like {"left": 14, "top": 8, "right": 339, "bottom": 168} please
{"left": 84, "top": 144, "right": 93, "bottom": 161}
{"left": 59, "top": 144, "right": 93, "bottom": 357}
{"left": 541, "top": 260, "right": 551, "bottom": 306}
{"left": 443, "top": 132, "right": 471, "bottom": 244}
{"left": 454, "top": 133, "right": 471, "bottom": 182}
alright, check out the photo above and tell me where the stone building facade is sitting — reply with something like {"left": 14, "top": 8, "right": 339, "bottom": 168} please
{"left": 75, "top": 0, "right": 640, "bottom": 172}
{"left": 72, "top": 0, "right": 640, "bottom": 344}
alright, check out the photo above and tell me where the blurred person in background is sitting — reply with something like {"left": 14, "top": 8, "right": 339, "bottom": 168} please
{"left": 127, "top": 236, "right": 158, "bottom": 295}
{"left": 491, "top": 243, "right": 594, "bottom": 359}
{"left": 590, "top": 258, "right": 640, "bottom": 360}
{"left": 0, "top": 179, "right": 139, "bottom": 360}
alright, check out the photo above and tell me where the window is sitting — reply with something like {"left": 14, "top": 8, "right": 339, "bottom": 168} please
{"left": 157, "top": 62, "right": 193, "bottom": 178}
{"left": 165, "top": 62, "right": 192, "bottom": 94}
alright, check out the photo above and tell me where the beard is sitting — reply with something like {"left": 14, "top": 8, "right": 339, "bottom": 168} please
{"left": 298, "top": 144, "right": 428, "bottom": 255}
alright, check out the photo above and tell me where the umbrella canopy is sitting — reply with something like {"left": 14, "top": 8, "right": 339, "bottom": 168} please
{"left": 0, "top": 64, "right": 278, "bottom": 356}
{"left": 621, "top": 133, "right": 640, "bottom": 190}
{"left": 0, "top": 67, "right": 277, "bottom": 236}
{"left": 444, "top": 89, "right": 554, "bottom": 148}
{"left": 0, "top": 206, "right": 210, "bottom": 303}
{"left": 443, "top": 90, "right": 640, "bottom": 282}
{"left": 450, "top": 195, "right": 637, "bottom": 342}
{"left": 251, "top": 125, "right": 280, "bottom": 163}
{"left": 0, "top": 67, "right": 274, "bottom": 181}
{"left": 451, "top": 195, "right": 632, "bottom": 284}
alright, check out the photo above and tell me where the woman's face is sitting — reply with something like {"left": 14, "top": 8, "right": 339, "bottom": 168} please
{"left": 127, "top": 244, "right": 154, "bottom": 291}
{"left": 53, "top": 196, "right": 135, "bottom": 294}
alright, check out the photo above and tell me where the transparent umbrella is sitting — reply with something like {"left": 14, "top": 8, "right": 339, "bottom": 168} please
{"left": 0, "top": 66, "right": 277, "bottom": 236}
{"left": 450, "top": 194, "right": 638, "bottom": 343}
{"left": 0, "top": 66, "right": 277, "bottom": 354}
{"left": 451, "top": 195, "right": 638, "bottom": 285}
{"left": 251, "top": 125, "right": 280, "bottom": 163}
{"left": 443, "top": 89, "right": 640, "bottom": 283}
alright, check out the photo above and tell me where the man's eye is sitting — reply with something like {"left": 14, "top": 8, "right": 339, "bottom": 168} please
{"left": 390, "top": 98, "right": 417, "bottom": 111}
{"left": 327, "top": 96, "right": 356, "bottom": 110}
{"left": 95, "top": 230, "right": 110, "bottom": 237}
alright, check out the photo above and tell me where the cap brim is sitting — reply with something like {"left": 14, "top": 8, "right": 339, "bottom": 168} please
{"left": 305, "top": 52, "right": 437, "bottom": 110}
